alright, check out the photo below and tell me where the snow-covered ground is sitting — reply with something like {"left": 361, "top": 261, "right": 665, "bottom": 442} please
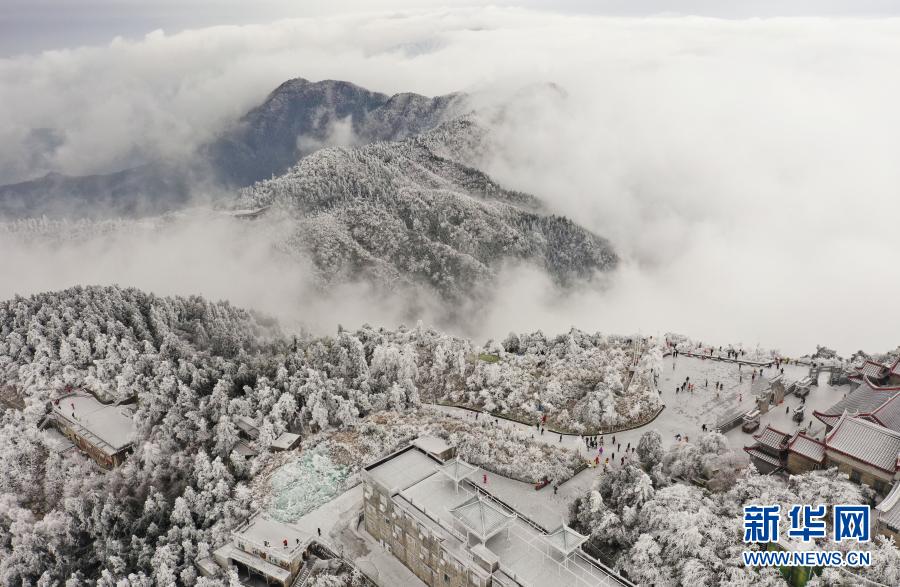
{"left": 431, "top": 354, "right": 854, "bottom": 461}
{"left": 273, "top": 354, "right": 857, "bottom": 586}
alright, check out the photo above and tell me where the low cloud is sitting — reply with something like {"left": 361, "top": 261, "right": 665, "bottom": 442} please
{"left": 3, "top": 9, "right": 900, "bottom": 355}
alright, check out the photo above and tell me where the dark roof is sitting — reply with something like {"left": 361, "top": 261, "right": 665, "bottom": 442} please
{"left": 825, "top": 414, "right": 900, "bottom": 474}
{"left": 788, "top": 433, "right": 826, "bottom": 464}
{"left": 753, "top": 425, "right": 790, "bottom": 451}
{"left": 813, "top": 382, "right": 900, "bottom": 425}
{"left": 744, "top": 447, "right": 783, "bottom": 468}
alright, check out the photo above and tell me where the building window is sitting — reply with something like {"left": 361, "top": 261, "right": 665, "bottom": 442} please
{"left": 849, "top": 470, "right": 861, "bottom": 483}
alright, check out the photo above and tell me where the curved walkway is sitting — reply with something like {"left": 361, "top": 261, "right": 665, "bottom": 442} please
{"left": 429, "top": 353, "right": 803, "bottom": 464}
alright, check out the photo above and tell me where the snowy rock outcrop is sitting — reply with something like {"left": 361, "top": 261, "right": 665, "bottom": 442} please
{"left": 237, "top": 116, "right": 617, "bottom": 301}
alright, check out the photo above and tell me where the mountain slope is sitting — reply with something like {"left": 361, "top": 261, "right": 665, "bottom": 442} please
{"left": 0, "top": 78, "right": 465, "bottom": 219}
{"left": 237, "top": 116, "right": 617, "bottom": 300}
{"left": 205, "top": 78, "right": 466, "bottom": 187}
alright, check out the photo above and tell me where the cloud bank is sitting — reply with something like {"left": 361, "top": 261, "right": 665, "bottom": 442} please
{"left": 2, "top": 8, "right": 900, "bottom": 355}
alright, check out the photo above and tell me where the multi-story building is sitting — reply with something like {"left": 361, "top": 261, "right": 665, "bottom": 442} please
{"left": 210, "top": 513, "right": 309, "bottom": 586}
{"left": 48, "top": 392, "right": 135, "bottom": 468}
{"left": 361, "top": 437, "right": 632, "bottom": 587}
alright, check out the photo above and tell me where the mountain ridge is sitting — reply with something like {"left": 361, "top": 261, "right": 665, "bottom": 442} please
{"left": 0, "top": 78, "right": 466, "bottom": 219}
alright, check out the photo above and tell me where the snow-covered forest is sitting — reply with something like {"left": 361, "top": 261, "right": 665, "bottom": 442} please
{"left": 0, "top": 285, "right": 656, "bottom": 584}
{"left": 571, "top": 430, "right": 900, "bottom": 586}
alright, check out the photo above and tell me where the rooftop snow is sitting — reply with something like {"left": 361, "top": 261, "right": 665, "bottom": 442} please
{"left": 754, "top": 425, "right": 790, "bottom": 451}
{"left": 412, "top": 435, "right": 451, "bottom": 457}
{"left": 271, "top": 432, "right": 300, "bottom": 451}
{"left": 543, "top": 525, "right": 589, "bottom": 556}
{"left": 448, "top": 495, "right": 516, "bottom": 541}
{"left": 393, "top": 455, "right": 623, "bottom": 586}
{"left": 215, "top": 543, "right": 292, "bottom": 583}
{"left": 788, "top": 434, "right": 826, "bottom": 463}
{"left": 52, "top": 393, "right": 135, "bottom": 453}
{"left": 366, "top": 447, "right": 438, "bottom": 494}
{"left": 234, "top": 513, "right": 308, "bottom": 557}
{"left": 860, "top": 360, "right": 888, "bottom": 379}
{"left": 870, "top": 395, "right": 900, "bottom": 434}
{"left": 438, "top": 456, "right": 478, "bottom": 483}
{"left": 876, "top": 483, "right": 900, "bottom": 530}
{"left": 826, "top": 414, "right": 900, "bottom": 473}
{"left": 814, "top": 383, "right": 898, "bottom": 422}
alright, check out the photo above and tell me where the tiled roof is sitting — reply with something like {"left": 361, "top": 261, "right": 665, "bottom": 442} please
{"left": 816, "top": 413, "right": 842, "bottom": 428}
{"left": 861, "top": 360, "right": 888, "bottom": 379}
{"left": 825, "top": 414, "right": 900, "bottom": 473}
{"left": 870, "top": 394, "right": 900, "bottom": 434}
{"left": 876, "top": 483, "right": 900, "bottom": 531}
{"left": 788, "top": 433, "right": 826, "bottom": 463}
{"left": 754, "top": 425, "right": 790, "bottom": 450}
{"left": 744, "top": 447, "right": 783, "bottom": 468}
{"left": 890, "top": 357, "right": 900, "bottom": 379}
{"left": 813, "top": 383, "right": 899, "bottom": 425}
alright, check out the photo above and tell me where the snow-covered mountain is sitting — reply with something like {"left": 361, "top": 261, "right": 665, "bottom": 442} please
{"left": 236, "top": 115, "right": 617, "bottom": 301}
{"left": 205, "top": 77, "right": 467, "bottom": 187}
{"left": 0, "top": 78, "right": 465, "bottom": 219}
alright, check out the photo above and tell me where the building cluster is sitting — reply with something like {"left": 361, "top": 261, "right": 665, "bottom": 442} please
{"left": 744, "top": 357, "right": 900, "bottom": 543}
{"left": 361, "top": 436, "right": 630, "bottom": 587}
{"left": 42, "top": 391, "right": 301, "bottom": 471}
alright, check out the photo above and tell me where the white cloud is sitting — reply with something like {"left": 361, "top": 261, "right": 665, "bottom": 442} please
{"left": 2, "top": 9, "right": 899, "bottom": 355}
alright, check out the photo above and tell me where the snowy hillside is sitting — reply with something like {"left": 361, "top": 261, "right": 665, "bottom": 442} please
{"left": 0, "top": 285, "right": 655, "bottom": 584}
{"left": 237, "top": 116, "right": 618, "bottom": 300}
{"left": 206, "top": 77, "right": 467, "bottom": 187}
{"left": 0, "top": 78, "right": 464, "bottom": 219}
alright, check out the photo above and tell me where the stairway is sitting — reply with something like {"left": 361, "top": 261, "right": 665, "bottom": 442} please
{"left": 291, "top": 556, "right": 317, "bottom": 587}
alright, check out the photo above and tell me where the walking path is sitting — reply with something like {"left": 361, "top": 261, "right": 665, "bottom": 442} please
{"left": 672, "top": 349, "right": 774, "bottom": 367}
{"left": 430, "top": 354, "right": 853, "bottom": 465}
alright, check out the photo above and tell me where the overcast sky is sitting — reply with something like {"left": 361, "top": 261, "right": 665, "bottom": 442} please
{"left": 4, "top": 0, "right": 900, "bottom": 56}
{"left": 2, "top": 4, "right": 900, "bottom": 355}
